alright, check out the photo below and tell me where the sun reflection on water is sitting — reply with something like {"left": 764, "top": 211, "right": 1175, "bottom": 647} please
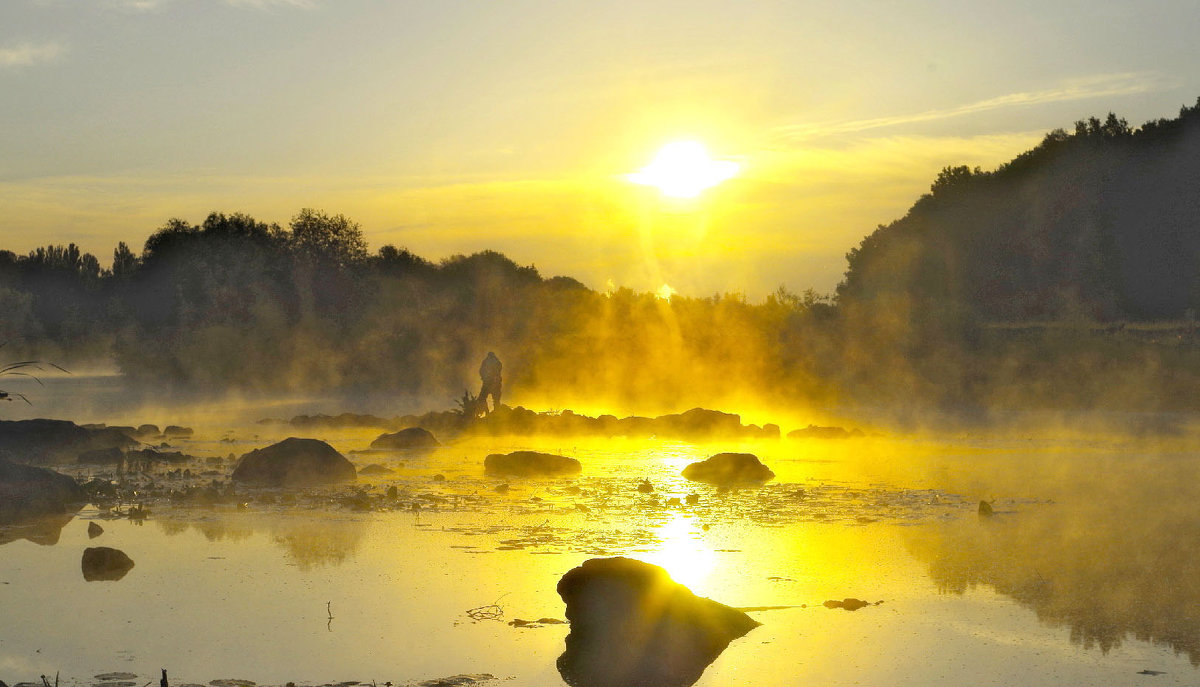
{"left": 642, "top": 513, "right": 716, "bottom": 591}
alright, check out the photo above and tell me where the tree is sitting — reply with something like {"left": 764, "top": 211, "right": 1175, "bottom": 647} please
{"left": 289, "top": 208, "right": 368, "bottom": 267}
{"left": 111, "top": 242, "right": 138, "bottom": 278}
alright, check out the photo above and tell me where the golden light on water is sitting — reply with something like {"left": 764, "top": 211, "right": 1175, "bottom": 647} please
{"left": 643, "top": 513, "right": 716, "bottom": 590}
{"left": 627, "top": 141, "right": 740, "bottom": 198}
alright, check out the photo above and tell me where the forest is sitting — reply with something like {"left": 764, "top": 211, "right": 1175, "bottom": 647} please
{"left": 4, "top": 103, "right": 1200, "bottom": 416}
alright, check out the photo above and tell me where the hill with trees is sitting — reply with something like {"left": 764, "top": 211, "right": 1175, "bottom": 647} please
{"left": 838, "top": 99, "right": 1200, "bottom": 322}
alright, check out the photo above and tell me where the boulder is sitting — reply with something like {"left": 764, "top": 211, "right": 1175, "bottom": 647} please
{"left": 653, "top": 408, "right": 745, "bottom": 440}
{"left": 358, "top": 463, "right": 394, "bottom": 475}
{"left": 135, "top": 424, "right": 162, "bottom": 439}
{"left": 484, "top": 451, "right": 582, "bottom": 478}
{"left": 556, "top": 557, "right": 759, "bottom": 687}
{"left": 163, "top": 425, "right": 194, "bottom": 439}
{"left": 88, "top": 521, "right": 104, "bottom": 539}
{"left": 681, "top": 453, "right": 774, "bottom": 486}
{"left": 0, "top": 458, "right": 85, "bottom": 523}
{"left": 370, "top": 427, "right": 440, "bottom": 451}
{"left": 231, "top": 438, "right": 356, "bottom": 487}
{"left": 0, "top": 419, "right": 136, "bottom": 464}
{"left": 81, "top": 546, "right": 135, "bottom": 581}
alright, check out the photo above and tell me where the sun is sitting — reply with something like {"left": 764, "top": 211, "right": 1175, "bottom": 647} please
{"left": 627, "top": 141, "right": 740, "bottom": 198}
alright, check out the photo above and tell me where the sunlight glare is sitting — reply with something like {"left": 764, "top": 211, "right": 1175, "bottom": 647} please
{"left": 643, "top": 514, "right": 716, "bottom": 590}
{"left": 627, "top": 141, "right": 740, "bottom": 198}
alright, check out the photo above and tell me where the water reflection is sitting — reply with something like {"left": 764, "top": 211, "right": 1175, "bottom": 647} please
{"left": 0, "top": 512, "right": 76, "bottom": 546}
{"left": 155, "top": 512, "right": 367, "bottom": 570}
{"left": 641, "top": 515, "right": 715, "bottom": 591}
{"left": 906, "top": 499, "right": 1200, "bottom": 665}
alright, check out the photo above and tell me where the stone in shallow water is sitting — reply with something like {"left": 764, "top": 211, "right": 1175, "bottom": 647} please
{"left": 680, "top": 452, "right": 774, "bottom": 486}
{"left": 370, "top": 426, "right": 440, "bottom": 451}
{"left": 81, "top": 546, "right": 135, "bottom": 582}
{"left": 556, "top": 556, "right": 759, "bottom": 687}
{"left": 484, "top": 451, "right": 581, "bottom": 477}
{"left": 231, "top": 438, "right": 356, "bottom": 487}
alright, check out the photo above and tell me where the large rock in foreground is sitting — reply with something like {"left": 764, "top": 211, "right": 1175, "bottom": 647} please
{"left": 0, "top": 458, "right": 85, "bottom": 524}
{"left": 81, "top": 546, "right": 135, "bottom": 581}
{"left": 370, "top": 427, "right": 441, "bottom": 451}
{"left": 484, "top": 451, "right": 582, "bottom": 477}
{"left": 231, "top": 438, "right": 356, "bottom": 487}
{"left": 557, "top": 557, "right": 759, "bottom": 687}
{"left": 681, "top": 453, "right": 774, "bottom": 486}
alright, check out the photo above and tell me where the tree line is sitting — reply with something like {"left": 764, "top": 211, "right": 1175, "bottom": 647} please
{"left": 4, "top": 101, "right": 1200, "bottom": 415}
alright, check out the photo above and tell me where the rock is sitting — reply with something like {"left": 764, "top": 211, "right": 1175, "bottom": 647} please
{"left": 163, "top": 425, "right": 194, "bottom": 439}
{"left": 231, "top": 438, "right": 356, "bottom": 487}
{"left": 0, "top": 419, "right": 137, "bottom": 464}
{"left": 557, "top": 557, "right": 759, "bottom": 687}
{"left": 637, "top": 479, "right": 653, "bottom": 493}
{"left": 78, "top": 446, "right": 125, "bottom": 465}
{"left": 135, "top": 424, "right": 161, "bottom": 438}
{"left": 652, "top": 408, "right": 745, "bottom": 440}
{"left": 0, "top": 458, "right": 85, "bottom": 523}
{"left": 823, "top": 598, "right": 871, "bottom": 611}
{"left": 787, "top": 424, "right": 852, "bottom": 439}
{"left": 126, "top": 448, "right": 189, "bottom": 467}
{"left": 88, "top": 521, "right": 104, "bottom": 538}
{"left": 81, "top": 546, "right": 135, "bottom": 581}
{"left": 484, "top": 451, "right": 582, "bottom": 477}
{"left": 369, "top": 426, "right": 440, "bottom": 451}
{"left": 978, "top": 500, "right": 995, "bottom": 517}
{"left": 681, "top": 453, "right": 774, "bottom": 486}
{"left": 358, "top": 463, "right": 394, "bottom": 475}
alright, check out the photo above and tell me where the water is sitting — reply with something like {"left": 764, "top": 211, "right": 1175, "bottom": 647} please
{"left": 2, "top": 382, "right": 1199, "bottom": 686}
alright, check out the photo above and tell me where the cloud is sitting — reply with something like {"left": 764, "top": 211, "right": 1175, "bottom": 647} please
{"left": 775, "top": 72, "right": 1171, "bottom": 141}
{"left": 224, "top": 0, "right": 314, "bottom": 8}
{"left": 0, "top": 41, "right": 65, "bottom": 68}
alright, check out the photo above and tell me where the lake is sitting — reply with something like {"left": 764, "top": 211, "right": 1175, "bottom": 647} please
{"left": 1, "top": 379, "right": 1198, "bottom": 686}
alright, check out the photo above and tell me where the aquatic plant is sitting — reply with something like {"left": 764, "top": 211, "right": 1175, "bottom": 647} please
{"left": 0, "top": 355, "right": 69, "bottom": 406}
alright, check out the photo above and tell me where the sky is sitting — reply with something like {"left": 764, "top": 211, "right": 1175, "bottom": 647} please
{"left": 3, "top": 0, "right": 1200, "bottom": 298}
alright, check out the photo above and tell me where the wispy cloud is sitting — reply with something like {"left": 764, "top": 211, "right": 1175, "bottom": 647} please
{"left": 776, "top": 72, "right": 1170, "bottom": 141}
{"left": 0, "top": 41, "right": 65, "bottom": 68}
{"left": 225, "top": 0, "right": 314, "bottom": 8}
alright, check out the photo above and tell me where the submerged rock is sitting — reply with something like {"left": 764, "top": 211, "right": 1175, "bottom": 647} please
{"left": 484, "top": 451, "right": 582, "bottom": 477}
{"left": 369, "top": 426, "right": 440, "bottom": 451}
{"left": 81, "top": 546, "right": 135, "bottom": 581}
{"left": 0, "top": 458, "right": 85, "bottom": 523}
{"left": 231, "top": 438, "right": 356, "bottom": 487}
{"left": 823, "top": 598, "right": 871, "bottom": 611}
{"left": 681, "top": 453, "right": 774, "bottom": 486}
{"left": 557, "top": 556, "right": 759, "bottom": 687}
